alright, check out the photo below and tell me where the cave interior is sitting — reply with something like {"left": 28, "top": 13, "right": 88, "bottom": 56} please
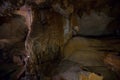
{"left": 0, "top": 0, "right": 120, "bottom": 80}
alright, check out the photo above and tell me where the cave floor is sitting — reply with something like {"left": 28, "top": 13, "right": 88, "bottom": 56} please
{"left": 54, "top": 36, "right": 120, "bottom": 80}
{"left": 0, "top": 37, "right": 120, "bottom": 80}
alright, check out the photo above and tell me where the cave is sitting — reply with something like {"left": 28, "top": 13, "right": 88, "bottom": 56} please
{"left": 0, "top": 0, "right": 120, "bottom": 80}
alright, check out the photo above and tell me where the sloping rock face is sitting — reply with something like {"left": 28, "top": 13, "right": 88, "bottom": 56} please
{"left": 64, "top": 37, "right": 120, "bottom": 80}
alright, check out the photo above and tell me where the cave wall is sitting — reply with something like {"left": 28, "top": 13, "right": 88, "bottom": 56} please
{"left": 68, "top": 0, "right": 120, "bottom": 36}
{"left": 0, "top": 15, "right": 28, "bottom": 55}
{"left": 0, "top": 14, "right": 28, "bottom": 80}
{"left": 78, "top": 11, "right": 112, "bottom": 36}
{"left": 0, "top": 0, "right": 120, "bottom": 80}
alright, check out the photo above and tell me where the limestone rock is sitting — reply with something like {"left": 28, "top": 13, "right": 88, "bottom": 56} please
{"left": 79, "top": 73, "right": 103, "bottom": 80}
{"left": 104, "top": 54, "right": 120, "bottom": 71}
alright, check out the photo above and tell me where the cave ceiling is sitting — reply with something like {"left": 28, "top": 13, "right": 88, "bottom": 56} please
{"left": 0, "top": 0, "right": 119, "bottom": 36}
{"left": 0, "top": 0, "right": 120, "bottom": 17}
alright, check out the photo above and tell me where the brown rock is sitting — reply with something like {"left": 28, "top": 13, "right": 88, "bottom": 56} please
{"left": 104, "top": 54, "right": 120, "bottom": 71}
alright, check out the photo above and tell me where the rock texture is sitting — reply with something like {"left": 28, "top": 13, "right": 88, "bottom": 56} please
{"left": 0, "top": 14, "right": 28, "bottom": 80}
{"left": 64, "top": 37, "right": 120, "bottom": 80}
{"left": 0, "top": 0, "right": 120, "bottom": 80}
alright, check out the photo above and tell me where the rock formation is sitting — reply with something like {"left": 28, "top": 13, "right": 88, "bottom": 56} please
{"left": 0, "top": 0, "right": 120, "bottom": 80}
